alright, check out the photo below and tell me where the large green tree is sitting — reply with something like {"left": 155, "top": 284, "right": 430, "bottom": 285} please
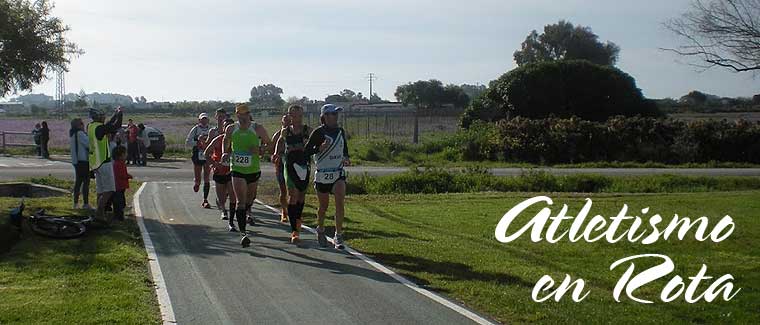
{"left": 249, "top": 83, "right": 285, "bottom": 109}
{"left": 514, "top": 20, "right": 620, "bottom": 66}
{"left": 0, "top": 0, "right": 81, "bottom": 97}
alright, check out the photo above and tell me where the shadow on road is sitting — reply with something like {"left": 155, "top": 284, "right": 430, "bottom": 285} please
{"left": 141, "top": 216, "right": 399, "bottom": 285}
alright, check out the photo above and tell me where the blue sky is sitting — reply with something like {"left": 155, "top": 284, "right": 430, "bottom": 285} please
{"left": 12, "top": 0, "right": 760, "bottom": 102}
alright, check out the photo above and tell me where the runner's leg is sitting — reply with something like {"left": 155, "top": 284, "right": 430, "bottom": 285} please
{"left": 193, "top": 164, "right": 202, "bottom": 192}
{"left": 232, "top": 177, "right": 248, "bottom": 233}
{"left": 334, "top": 179, "right": 346, "bottom": 236}
{"left": 202, "top": 163, "right": 211, "bottom": 205}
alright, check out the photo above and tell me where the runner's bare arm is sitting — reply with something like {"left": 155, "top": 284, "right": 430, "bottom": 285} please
{"left": 221, "top": 124, "right": 234, "bottom": 160}
{"left": 203, "top": 134, "right": 223, "bottom": 159}
{"left": 255, "top": 125, "right": 272, "bottom": 154}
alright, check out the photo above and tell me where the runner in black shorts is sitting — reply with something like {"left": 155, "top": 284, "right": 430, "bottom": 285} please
{"left": 304, "top": 104, "right": 350, "bottom": 249}
{"left": 222, "top": 104, "right": 272, "bottom": 247}
{"left": 186, "top": 113, "right": 212, "bottom": 208}
{"left": 273, "top": 105, "right": 311, "bottom": 243}
{"left": 205, "top": 117, "right": 236, "bottom": 228}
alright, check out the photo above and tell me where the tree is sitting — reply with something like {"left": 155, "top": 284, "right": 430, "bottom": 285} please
{"left": 395, "top": 80, "right": 471, "bottom": 143}
{"left": 460, "top": 60, "right": 662, "bottom": 128}
{"left": 369, "top": 92, "right": 384, "bottom": 103}
{"left": 680, "top": 90, "right": 709, "bottom": 105}
{"left": 75, "top": 89, "right": 87, "bottom": 108}
{"left": 0, "top": 0, "right": 82, "bottom": 97}
{"left": 460, "top": 84, "right": 487, "bottom": 101}
{"left": 325, "top": 94, "right": 348, "bottom": 103}
{"left": 513, "top": 20, "right": 620, "bottom": 66}
{"left": 664, "top": 0, "right": 760, "bottom": 72}
{"left": 339, "top": 89, "right": 357, "bottom": 101}
{"left": 249, "top": 84, "right": 285, "bottom": 109}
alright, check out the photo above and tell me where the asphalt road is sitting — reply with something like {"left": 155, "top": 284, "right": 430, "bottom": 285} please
{"left": 137, "top": 182, "right": 482, "bottom": 324}
{"left": 4, "top": 155, "right": 760, "bottom": 182}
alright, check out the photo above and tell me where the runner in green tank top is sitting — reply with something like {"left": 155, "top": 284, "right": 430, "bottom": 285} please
{"left": 222, "top": 103, "right": 272, "bottom": 247}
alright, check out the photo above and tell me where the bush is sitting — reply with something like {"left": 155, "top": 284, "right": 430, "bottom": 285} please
{"left": 495, "top": 116, "right": 760, "bottom": 164}
{"left": 461, "top": 60, "right": 662, "bottom": 128}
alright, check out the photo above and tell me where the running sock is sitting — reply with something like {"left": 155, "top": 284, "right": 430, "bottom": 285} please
{"left": 203, "top": 183, "right": 210, "bottom": 200}
{"left": 296, "top": 202, "right": 305, "bottom": 220}
{"left": 288, "top": 204, "right": 298, "bottom": 232}
{"left": 229, "top": 202, "right": 237, "bottom": 226}
{"left": 236, "top": 209, "right": 247, "bottom": 233}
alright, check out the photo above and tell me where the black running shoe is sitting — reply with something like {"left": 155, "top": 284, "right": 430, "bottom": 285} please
{"left": 241, "top": 234, "right": 251, "bottom": 247}
{"left": 228, "top": 225, "right": 237, "bottom": 232}
{"left": 247, "top": 216, "right": 254, "bottom": 226}
{"left": 317, "top": 226, "right": 328, "bottom": 248}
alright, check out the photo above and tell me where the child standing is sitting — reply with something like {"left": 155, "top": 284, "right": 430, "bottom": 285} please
{"left": 112, "top": 146, "right": 132, "bottom": 221}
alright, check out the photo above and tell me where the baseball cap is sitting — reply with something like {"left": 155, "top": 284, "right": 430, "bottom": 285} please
{"left": 198, "top": 113, "right": 209, "bottom": 120}
{"left": 215, "top": 107, "right": 226, "bottom": 115}
{"left": 321, "top": 104, "right": 343, "bottom": 115}
{"left": 235, "top": 103, "right": 251, "bottom": 114}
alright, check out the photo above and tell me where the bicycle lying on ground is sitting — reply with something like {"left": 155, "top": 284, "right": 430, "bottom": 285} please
{"left": 9, "top": 199, "right": 94, "bottom": 239}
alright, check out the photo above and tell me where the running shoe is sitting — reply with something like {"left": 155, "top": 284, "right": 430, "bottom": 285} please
{"left": 241, "top": 234, "right": 251, "bottom": 247}
{"left": 82, "top": 204, "right": 93, "bottom": 211}
{"left": 247, "top": 216, "right": 255, "bottom": 226}
{"left": 221, "top": 210, "right": 228, "bottom": 220}
{"left": 228, "top": 224, "right": 237, "bottom": 232}
{"left": 202, "top": 200, "right": 211, "bottom": 209}
{"left": 280, "top": 210, "right": 288, "bottom": 223}
{"left": 317, "top": 226, "right": 328, "bottom": 248}
{"left": 334, "top": 232, "right": 345, "bottom": 250}
{"left": 193, "top": 183, "right": 200, "bottom": 193}
{"left": 290, "top": 231, "right": 300, "bottom": 244}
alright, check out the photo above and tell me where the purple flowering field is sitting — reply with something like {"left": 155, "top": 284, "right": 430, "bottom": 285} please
{"left": 0, "top": 117, "right": 196, "bottom": 149}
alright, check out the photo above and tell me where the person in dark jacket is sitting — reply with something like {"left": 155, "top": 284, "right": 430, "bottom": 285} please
{"left": 39, "top": 121, "right": 50, "bottom": 159}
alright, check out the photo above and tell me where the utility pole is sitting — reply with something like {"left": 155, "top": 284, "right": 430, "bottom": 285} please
{"left": 55, "top": 34, "right": 66, "bottom": 118}
{"left": 367, "top": 73, "right": 376, "bottom": 102}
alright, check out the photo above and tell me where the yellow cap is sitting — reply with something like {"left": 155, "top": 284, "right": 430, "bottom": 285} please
{"left": 235, "top": 103, "right": 250, "bottom": 114}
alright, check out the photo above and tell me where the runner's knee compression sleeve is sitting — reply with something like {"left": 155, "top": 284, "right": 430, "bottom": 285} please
{"left": 288, "top": 204, "right": 298, "bottom": 232}
{"left": 203, "top": 183, "right": 210, "bottom": 199}
{"left": 229, "top": 202, "right": 237, "bottom": 225}
{"left": 236, "top": 209, "right": 247, "bottom": 232}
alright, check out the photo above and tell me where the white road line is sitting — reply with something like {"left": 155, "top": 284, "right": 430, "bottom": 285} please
{"left": 255, "top": 199, "right": 497, "bottom": 325}
{"left": 134, "top": 182, "right": 177, "bottom": 324}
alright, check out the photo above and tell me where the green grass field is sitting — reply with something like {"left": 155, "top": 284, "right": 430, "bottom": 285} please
{"left": 0, "top": 179, "right": 160, "bottom": 324}
{"left": 280, "top": 191, "right": 760, "bottom": 324}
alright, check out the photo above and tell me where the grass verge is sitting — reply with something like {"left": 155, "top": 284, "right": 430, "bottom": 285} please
{"left": 285, "top": 191, "right": 759, "bottom": 324}
{"left": 0, "top": 178, "right": 160, "bottom": 324}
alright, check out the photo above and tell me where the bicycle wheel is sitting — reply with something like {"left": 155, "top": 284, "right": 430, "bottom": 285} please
{"left": 29, "top": 217, "right": 86, "bottom": 239}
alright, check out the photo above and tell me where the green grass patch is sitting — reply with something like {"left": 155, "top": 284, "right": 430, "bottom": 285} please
{"left": 0, "top": 179, "right": 160, "bottom": 324}
{"left": 344, "top": 168, "right": 760, "bottom": 195}
{"left": 293, "top": 191, "right": 760, "bottom": 324}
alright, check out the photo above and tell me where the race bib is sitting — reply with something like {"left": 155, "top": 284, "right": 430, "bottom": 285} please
{"left": 196, "top": 150, "right": 206, "bottom": 161}
{"left": 316, "top": 168, "right": 344, "bottom": 184}
{"left": 234, "top": 152, "right": 252, "bottom": 167}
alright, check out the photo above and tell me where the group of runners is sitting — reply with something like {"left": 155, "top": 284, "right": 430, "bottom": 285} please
{"left": 186, "top": 103, "right": 350, "bottom": 249}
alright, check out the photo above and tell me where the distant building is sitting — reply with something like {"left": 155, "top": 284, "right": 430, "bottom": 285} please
{"left": 0, "top": 102, "right": 30, "bottom": 114}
